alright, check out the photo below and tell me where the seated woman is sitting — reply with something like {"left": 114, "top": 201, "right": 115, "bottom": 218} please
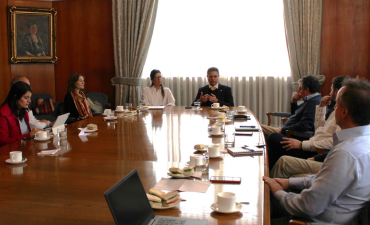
{"left": 0, "top": 82, "right": 43, "bottom": 147}
{"left": 64, "top": 73, "right": 93, "bottom": 120}
{"left": 142, "top": 69, "right": 175, "bottom": 106}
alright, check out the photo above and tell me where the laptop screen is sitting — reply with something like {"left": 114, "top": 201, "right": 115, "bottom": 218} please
{"left": 104, "top": 170, "right": 155, "bottom": 225}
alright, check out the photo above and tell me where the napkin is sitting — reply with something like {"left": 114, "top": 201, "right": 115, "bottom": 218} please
{"left": 37, "top": 149, "right": 60, "bottom": 156}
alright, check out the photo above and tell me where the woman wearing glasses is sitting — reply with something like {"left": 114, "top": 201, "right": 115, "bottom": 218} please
{"left": 142, "top": 69, "right": 175, "bottom": 106}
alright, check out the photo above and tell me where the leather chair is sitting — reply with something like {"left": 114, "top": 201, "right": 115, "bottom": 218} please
{"left": 30, "top": 93, "right": 57, "bottom": 122}
{"left": 85, "top": 92, "right": 110, "bottom": 116}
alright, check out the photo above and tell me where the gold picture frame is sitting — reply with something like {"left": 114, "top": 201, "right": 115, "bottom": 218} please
{"left": 8, "top": 6, "right": 57, "bottom": 63}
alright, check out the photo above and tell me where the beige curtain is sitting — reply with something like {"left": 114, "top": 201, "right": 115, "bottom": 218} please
{"left": 112, "top": 0, "right": 158, "bottom": 106}
{"left": 284, "top": 0, "right": 322, "bottom": 82}
{"left": 142, "top": 76, "right": 293, "bottom": 127}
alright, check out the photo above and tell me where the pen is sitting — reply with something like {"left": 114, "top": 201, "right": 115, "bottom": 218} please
{"left": 240, "top": 125, "right": 255, "bottom": 128}
{"left": 242, "top": 145, "right": 254, "bottom": 151}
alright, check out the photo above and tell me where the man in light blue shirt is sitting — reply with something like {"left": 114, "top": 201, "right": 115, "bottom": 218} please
{"left": 264, "top": 77, "right": 370, "bottom": 224}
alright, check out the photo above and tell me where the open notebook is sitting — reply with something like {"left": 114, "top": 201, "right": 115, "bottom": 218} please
{"left": 104, "top": 169, "right": 208, "bottom": 225}
{"left": 227, "top": 147, "right": 264, "bottom": 156}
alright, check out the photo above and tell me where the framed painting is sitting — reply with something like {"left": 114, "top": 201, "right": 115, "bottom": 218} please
{"left": 8, "top": 6, "right": 57, "bottom": 63}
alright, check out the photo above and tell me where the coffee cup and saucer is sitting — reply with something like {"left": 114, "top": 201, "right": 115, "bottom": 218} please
{"left": 207, "top": 144, "right": 222, "bottom": 158}
{"left": 236, "top": 106, "right": 247, "bottom": 113}
{"left": 104, "top": 116, "right": 117, "bottom": 121}
{"left": 33, "top": 131, "right": 51, "bottom": 141}
{"left": 6, "top": 151, "right": 27, "bottom": 164}
{"left": 211, "top": 103, "right": 220, "bottom": 109}
{"left": 210, "top": 126, "right": 224, "bottom": 136}
{"left": 211, "top": 192, "right": 242, "bottom": 214}
{"left": 115, "top": 106, "right": 126, "bottom": 113}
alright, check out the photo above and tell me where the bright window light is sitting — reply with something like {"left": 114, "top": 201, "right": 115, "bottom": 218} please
{"left": 142, "top": 0, "right": 291, "bottom": 78}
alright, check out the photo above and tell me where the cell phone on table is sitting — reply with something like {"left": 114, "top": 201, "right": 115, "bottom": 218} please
{"left": 185, "top": 106, "right": 192, "bottom": 109}
{"left": 210, "top": 176, "right": 241, "bottom": 184}
{"left": 22, "top": 137, "right": 32, "bottom": 140}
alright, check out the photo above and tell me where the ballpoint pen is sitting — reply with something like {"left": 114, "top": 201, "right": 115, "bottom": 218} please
{"left": 240, "top": 125, "right": 256, "bottom": 128}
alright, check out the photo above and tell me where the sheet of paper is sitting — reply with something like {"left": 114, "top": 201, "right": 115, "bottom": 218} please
{"left": 153, "top": 178, "right": 211, "bottom": 193}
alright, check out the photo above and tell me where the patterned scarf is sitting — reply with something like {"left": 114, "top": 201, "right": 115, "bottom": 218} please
{"left": 70, "top": 91, "right": 93, "bottom": 119}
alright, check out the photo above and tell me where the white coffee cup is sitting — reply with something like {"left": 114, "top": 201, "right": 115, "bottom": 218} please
{"left": 35, "top": 131, "right": 48, "bottom": 140}
{"left": 10, "top": 151, "right": 22, "bottom": 163}
{"left": 190, "top": 154, "right": 203, "bottom": 166}
{"left": 217, "top": 192, "right": 236, "bottom": 212}
{"left": 104, "top": 109, "right": 111, "bottom": 115}
{"left": 116, "top": 106, "right": 123, "bottom": 111}
{"left": 208, "top": 144, "right": 220, "bottom": 157}
{"left": 211, "top": 126, "right": 221, "bottom": 135}
{"left": 238, "top": 106, "right": 246, "bottom": 111}
{"left": 212, "top": 103, "right": 220, "bottom": 108}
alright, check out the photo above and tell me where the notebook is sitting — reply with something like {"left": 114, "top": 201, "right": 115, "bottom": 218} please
{"left": 235, "top": 126, "right": 259, "bottom": 131}
{"left": 227, "top": 147, "right": 264, "bottom": 156}
{"left": 104, "top": 169, "right": 208, "bottom": 225}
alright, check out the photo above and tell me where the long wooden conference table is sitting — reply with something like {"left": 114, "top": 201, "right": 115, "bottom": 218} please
{"left": 0, "top": 106, "right": 270, "bottom": 225}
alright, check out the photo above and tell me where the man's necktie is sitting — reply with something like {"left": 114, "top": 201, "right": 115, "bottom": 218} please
{"left": 210, "top": 87, "right": 215, "bottom": 91}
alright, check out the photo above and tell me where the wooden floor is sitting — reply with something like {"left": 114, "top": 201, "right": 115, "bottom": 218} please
{"left": 0, "top": 106, "right": 270, "bottom": 225}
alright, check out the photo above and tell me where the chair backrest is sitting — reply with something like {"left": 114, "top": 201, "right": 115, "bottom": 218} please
{"left": 31, "top": 93, "right": 54, "bottom": 101}
{"left": 85, "top": 92, "right": 108, "bottom": 110}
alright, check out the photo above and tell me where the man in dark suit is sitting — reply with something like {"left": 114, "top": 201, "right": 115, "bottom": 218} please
{"left": 192, "top": 67, "right": 234, "bottom": 106}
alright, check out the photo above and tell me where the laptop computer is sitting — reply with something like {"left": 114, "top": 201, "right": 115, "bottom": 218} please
{"left": 46, "top": 113, "right": 70, "bottom": 135}
{"left": 104, "top": 169, "right": 208, "bottom": 225}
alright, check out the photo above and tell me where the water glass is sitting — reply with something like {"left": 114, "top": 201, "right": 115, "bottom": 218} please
{"left": 226, "top": 111, "right": 235, "bottom": 120}
{"left": 58, "top": 127, "right": 67, "bottom": 140}
{"left": 195, "top": 155, "right": 209, "bottom": 173}
{"left": 193, "top": 101, "right": 201, "bottom": 110}
{"left": 125, "top": 103, "right": 132, "bottom": 111}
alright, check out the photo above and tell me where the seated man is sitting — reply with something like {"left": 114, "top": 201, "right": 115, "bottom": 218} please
{"left": 192, "top": 67, "right": 234, "bottom": 106}
{"left": 11, "top": 75, "right": 53, "bottom": 129}
{"left": 270, "top": 75, "right": 350, "bottom": 177}
{"left": 266, "top": 75, "right": 322, "bottom": 169}
{"left": 263, "top": 77, "right": 370, "bottom": 224}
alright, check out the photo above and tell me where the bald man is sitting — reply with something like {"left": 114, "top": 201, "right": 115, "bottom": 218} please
{"left": 11, "top": 76, "right": 53, "bottom": 129}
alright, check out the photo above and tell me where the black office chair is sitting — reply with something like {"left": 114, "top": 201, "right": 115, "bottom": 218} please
{"left": 30, "top": 93, "right": 57, "bottom": 122}
{"left": 85, "top": 92, "right": 110, "bottom": 116}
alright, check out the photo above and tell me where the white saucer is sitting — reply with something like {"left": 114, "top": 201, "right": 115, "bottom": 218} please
{"left": 115, "top": 110, "right": 127, "bottom": 113}
{"left": 6, "top": 158, "right": 27, "bottom": 164}
{"left": 34, "top": 137, "right": 51, "bottom": 141}
{"left": 210, "top": 132, "right": 224, "bottom": 136}
{"left": 167, "top": 172, "right": 192, "bottom": 179}
{"left": 151, "top": 198, "right": 181, "bottom": 209}
{"left": 209, "top": 154, "right": 223, "bottom": 159}
{"left": 84, "top": 129, "right": 98, "bottom": 133}
{"left": 211, "top": 202, "right": 242, "bottom": 213}
{"left": 104, "top": 116, "right": 117, "bottom": 121}
{"left": 236, "top": 110, "right": 247, "bottom": 114}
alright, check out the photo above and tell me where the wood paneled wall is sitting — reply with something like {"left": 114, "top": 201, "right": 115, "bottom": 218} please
{"left": 320, "top": 0, "right": 370, "bottom": 95}
{"left": 0, "top": 0, "right": 114, "bottom": 106}
{"left": 53, "top": 0, "right": 115, "bottom": 104}
{"left": 0, "top": 0, "right": 54, "bottom": 104}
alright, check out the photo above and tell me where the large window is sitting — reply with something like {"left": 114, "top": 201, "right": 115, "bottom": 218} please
{"left": 142, "top": 0, "right": 290, "bottom": 78}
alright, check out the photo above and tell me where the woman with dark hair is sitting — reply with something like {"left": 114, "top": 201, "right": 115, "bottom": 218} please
{"left": 64, "top": 73, "right": 93, "bottom": 120}
{"left": 142, "top": 69, "right": 175, "bottom": 106}
{"left": 0, "top": 82, "right": 43, "bottom": 146}
{"left": 20, "top": 20, "right": 46, "bottom": 56}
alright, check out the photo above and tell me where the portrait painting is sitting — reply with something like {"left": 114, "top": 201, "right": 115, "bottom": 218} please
{"left": 8, "top": 6, "right": 57, "bottom": 63}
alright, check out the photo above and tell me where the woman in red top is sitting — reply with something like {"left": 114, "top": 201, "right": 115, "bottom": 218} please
{"left": 0, "top": 82, "right": 42, "bottom": 146}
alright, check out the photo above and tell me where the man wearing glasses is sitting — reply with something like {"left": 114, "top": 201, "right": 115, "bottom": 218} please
{"left": 192, "top": 67, "right": 234, "bottom": 106}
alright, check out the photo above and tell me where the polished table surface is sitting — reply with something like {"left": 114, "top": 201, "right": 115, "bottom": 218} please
{"left": 0, "top": 106, "right": 270, "bottom": 225}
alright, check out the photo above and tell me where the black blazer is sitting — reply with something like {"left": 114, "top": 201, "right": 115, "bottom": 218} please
{"left": 192, "top": 84, "right": 234, "bottom": 106}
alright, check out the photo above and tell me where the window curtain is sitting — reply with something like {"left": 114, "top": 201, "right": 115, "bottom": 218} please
{"left": 142, "top": 75, "right": 293, "bottom": 126}
{"left": 283, "top": 0, "right": 322, "bottom": 82}
{"left": 112, "top": 0, "right": 158, "bottom": 106}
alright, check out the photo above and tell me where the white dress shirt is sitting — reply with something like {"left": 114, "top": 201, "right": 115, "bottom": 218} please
{"left": 142, "top": 86, "right": 175, "bottom": 106}
{"left": 302, "top": 106, "right": 340, "bottom": 152}
{"left": 275, "top": 125, "right": 370, "bottom": 224}
{"left": 28, "top": 110, "right": 48, "bottom": 129}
